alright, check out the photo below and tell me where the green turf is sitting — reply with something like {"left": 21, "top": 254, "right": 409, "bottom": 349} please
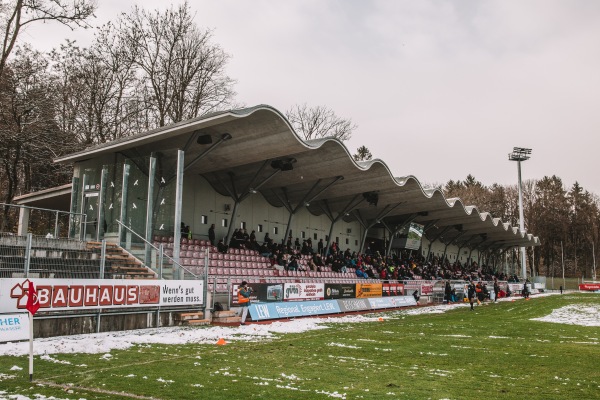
{"left": 1, "top": 293, "right": 599, "bottom": 399}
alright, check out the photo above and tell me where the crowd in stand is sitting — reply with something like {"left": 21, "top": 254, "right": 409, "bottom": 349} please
{"left": 214, "top": 229, "right": 517, "bottom": 283}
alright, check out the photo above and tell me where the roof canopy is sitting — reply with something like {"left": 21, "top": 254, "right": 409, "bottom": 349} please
{"left": 56, "top": 105, "right": 540, "bottom": 250}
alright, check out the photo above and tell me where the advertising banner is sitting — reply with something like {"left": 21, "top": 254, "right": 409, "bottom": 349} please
{"left": 324, "top": 284, "right": 356, "bottom": 299}
{"left": 249, "top": 300, "right": 340, "bottom": 321}
{"left": 231, "top": 283, "right": 281, "bottom": 306}
{"left": 355, "top": 283, "right": 383, "bottom": 298}
{"left": 0, "top": 278, "right": 203, "bottom": 313}
{"left": 391, "top": 223, "right": 424, "bottom": 250}
{"left": 336, "top": 298, "right": 371, "bottom": 312}
{"left": 382, "top": 283, "right": 404, "bottom": 296}
{"left": 579, "top": 283, "right": 600, "bottom": 291}
{"left": 508, "top": 283, "right": 531, "bottom": 295}
{"left": 421, "top": 283, "right": 434, "bottom": 295}
{"left": 368, "top": 296, "right": 417, "bottom": 309}
{"left": 0, "top": 313, "right": 29, "bottom": 342}
{"left": 283, "top": 282, "right": 325, "bottom": 301}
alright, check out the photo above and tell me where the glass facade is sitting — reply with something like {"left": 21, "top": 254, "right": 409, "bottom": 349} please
{"left": 70, "top": 151, "right": 181, "bottom": 246}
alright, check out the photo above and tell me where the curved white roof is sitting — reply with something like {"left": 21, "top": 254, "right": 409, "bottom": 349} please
{"left": 56, "top": 105, "right": 540, "bottom": 249}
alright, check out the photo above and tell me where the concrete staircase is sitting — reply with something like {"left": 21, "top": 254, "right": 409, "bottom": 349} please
{"left": 211, "top": 310, "right": 242, "bottom": 325}
{"left": 86, "top": 242, "right": 157, "bottom": 279}
{"left": 176, "top": 311, "right": 210, "bottom": 326}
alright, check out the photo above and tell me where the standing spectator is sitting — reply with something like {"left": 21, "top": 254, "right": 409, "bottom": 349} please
{"left": 317, "top": 239, "right": 324, "bottom": 255}
{"left": 475, "top": 281, "right": 484, "bottom": 305}
{"left": 493, "top": 278, "right": 500, "bottom": 302}
{"left": 208, "top": 224, "right": 216, "bottom": 246}
{"left": 523, "top": 281, "right": 530, "bottom": 299}
{"left": 237, "top": 281, "right": 252, "bottom": 325}
{"left": 444, "top": 281, "right": 452, "bottom": 304}
{"left": 468, "top": 281, "right": 476, "bottom": 311}
{"left": 559, "top": 285, "right": 563, "bottom": 294}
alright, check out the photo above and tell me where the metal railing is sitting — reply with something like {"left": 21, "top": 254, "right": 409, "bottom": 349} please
{"left": 0, "top": 232, "right": 104, "bottom": 279}
{"left": 0, "top": 202, "right": 87, "bottom": 240}
{"left": 116, "top": 220, "right": 205, "bottom": 281}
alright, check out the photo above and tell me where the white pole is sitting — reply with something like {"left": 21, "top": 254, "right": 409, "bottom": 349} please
{"left": 593, "top": 241, "right": 596, "bottom": 282}
{"left": 517, "top": 160, "right": 527, "bottom": 280}
{"left": 28, "top": 312, "right": 33, "bottom": 381}
{"left": 561, "top": 240, "right": 565, "bottom": 290}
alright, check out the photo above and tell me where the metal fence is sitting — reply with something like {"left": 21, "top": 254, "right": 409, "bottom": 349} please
{"left": 0, "top": 203, "right": 87, "bottom": 240}
{"left": 0, "top": 233, "right": 103, "bottom": 279}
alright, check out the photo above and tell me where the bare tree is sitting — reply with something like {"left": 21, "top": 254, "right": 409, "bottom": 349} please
{"left": 286, "top": 103, "right": 357, "bottom": 141}
{"left": 0, "top": 0, "right": 96, "bottom": 78}
{"left": 353, "top": 145, "right": 372, "bottom": 161}
{"left": 51, "top": 26, "right": 138, "bottom": 145}
{"left": 0, "top": 46, "right": 74, "bottom": 229}
{"left": 117, "top": 2, "right": 235, "bottom": 127}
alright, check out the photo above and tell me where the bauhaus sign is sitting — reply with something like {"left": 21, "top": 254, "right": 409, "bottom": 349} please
{"left": 0, "top": 278, "right": 203, "bottom": 313}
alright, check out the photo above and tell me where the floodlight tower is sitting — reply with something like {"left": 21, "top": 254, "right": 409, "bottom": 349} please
{"left": 509, "top": 147, "right": 532, "bottom": 280}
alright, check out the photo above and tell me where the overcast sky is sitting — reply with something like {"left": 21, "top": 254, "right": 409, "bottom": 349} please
{"left": 22, "top": 0, "right": 600, "bottom": 196}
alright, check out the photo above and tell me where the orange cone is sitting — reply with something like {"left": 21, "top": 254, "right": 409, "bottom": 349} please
{"left": 216, "top": 338, "right": 226, "bottom": 346}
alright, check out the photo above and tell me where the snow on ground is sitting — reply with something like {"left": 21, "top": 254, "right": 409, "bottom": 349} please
{"left": 531, "top": 304, "right": 600, "bottom": 327}
{"left": 0, "top": 293, "right": 597, "bottom": 358}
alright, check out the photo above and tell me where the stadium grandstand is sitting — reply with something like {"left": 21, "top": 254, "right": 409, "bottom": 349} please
{"left": 0, "top": 105, "right": 541, "bottom": 337}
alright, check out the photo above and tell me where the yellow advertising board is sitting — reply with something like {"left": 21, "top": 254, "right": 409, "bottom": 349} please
{"left": 355, "top": 283, "right": 383, "bottom": 298}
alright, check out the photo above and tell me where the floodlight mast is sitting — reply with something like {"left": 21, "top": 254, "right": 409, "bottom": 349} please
{"left": 508, "top": 147, "right": 532, "bottom": 280}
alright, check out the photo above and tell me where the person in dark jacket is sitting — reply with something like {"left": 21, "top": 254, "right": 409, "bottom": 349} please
{"left": 468, "top": 281, "right": 476, "bottom": 311}
{"left": 493, "top": 279, "right": 500, "bottom": 302}
{"left": 208, "top": 224, "right": 216, "bottom": 245}
{"left": 444, "top": 281, "right": 452, "bottom": 304}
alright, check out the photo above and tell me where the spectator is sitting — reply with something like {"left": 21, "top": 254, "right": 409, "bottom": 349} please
{"left": 444, "top": 281, "right": 452, "bottom": 304}
{"left": 475, "top": 281, "right": 484, "bottom": 305}
{"left": 413, "top": 290, "right": 420, "bottom": 302}
{"left": 468, "top": 281, "right": 476, "bottom": 311}
{"left": 208, "top": 224, "right": 216, "bottom": 246}
{"left": 287, "top": 256, "right": 299, "bottom": 271}
{"left": 217, "top": 239, "right": 228, "bottom": 254}
{"left": 181, "top": 223, "right": 190, "bottom": 239}
{"left": 237, "top": 281, "right": 252, "bottom": 325}
{"left": 493, "top": 279, "right": 500, "bottom": 302}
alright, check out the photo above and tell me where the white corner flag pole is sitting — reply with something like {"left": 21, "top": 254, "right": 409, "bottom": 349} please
{"left": 29, "top": 311, "right": 34, "bottom": 382}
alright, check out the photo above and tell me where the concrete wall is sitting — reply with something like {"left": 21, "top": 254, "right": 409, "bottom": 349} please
{"left": 33, "top": 310, "right": 190, "bottom": 338}
{"left": 181, "top": 176, "right": 363, "bottom": 252}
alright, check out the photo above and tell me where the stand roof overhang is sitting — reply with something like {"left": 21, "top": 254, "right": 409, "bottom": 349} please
{"left": 55, "top": 105, "right": 540, "bottom": 250}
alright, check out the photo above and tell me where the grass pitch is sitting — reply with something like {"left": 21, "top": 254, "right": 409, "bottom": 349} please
{"left": 1, "top": 293, "right": 599, "bottom": 400}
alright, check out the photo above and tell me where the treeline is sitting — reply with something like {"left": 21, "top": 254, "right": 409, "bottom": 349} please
{"left": 0, "top": 2, "right": 597, "bottom": 279}
{"left": 0, "top": 2, "right": 235, "bottom": 226}
{"left": 444, "top": 175, "right": 599, "bottom": 279}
